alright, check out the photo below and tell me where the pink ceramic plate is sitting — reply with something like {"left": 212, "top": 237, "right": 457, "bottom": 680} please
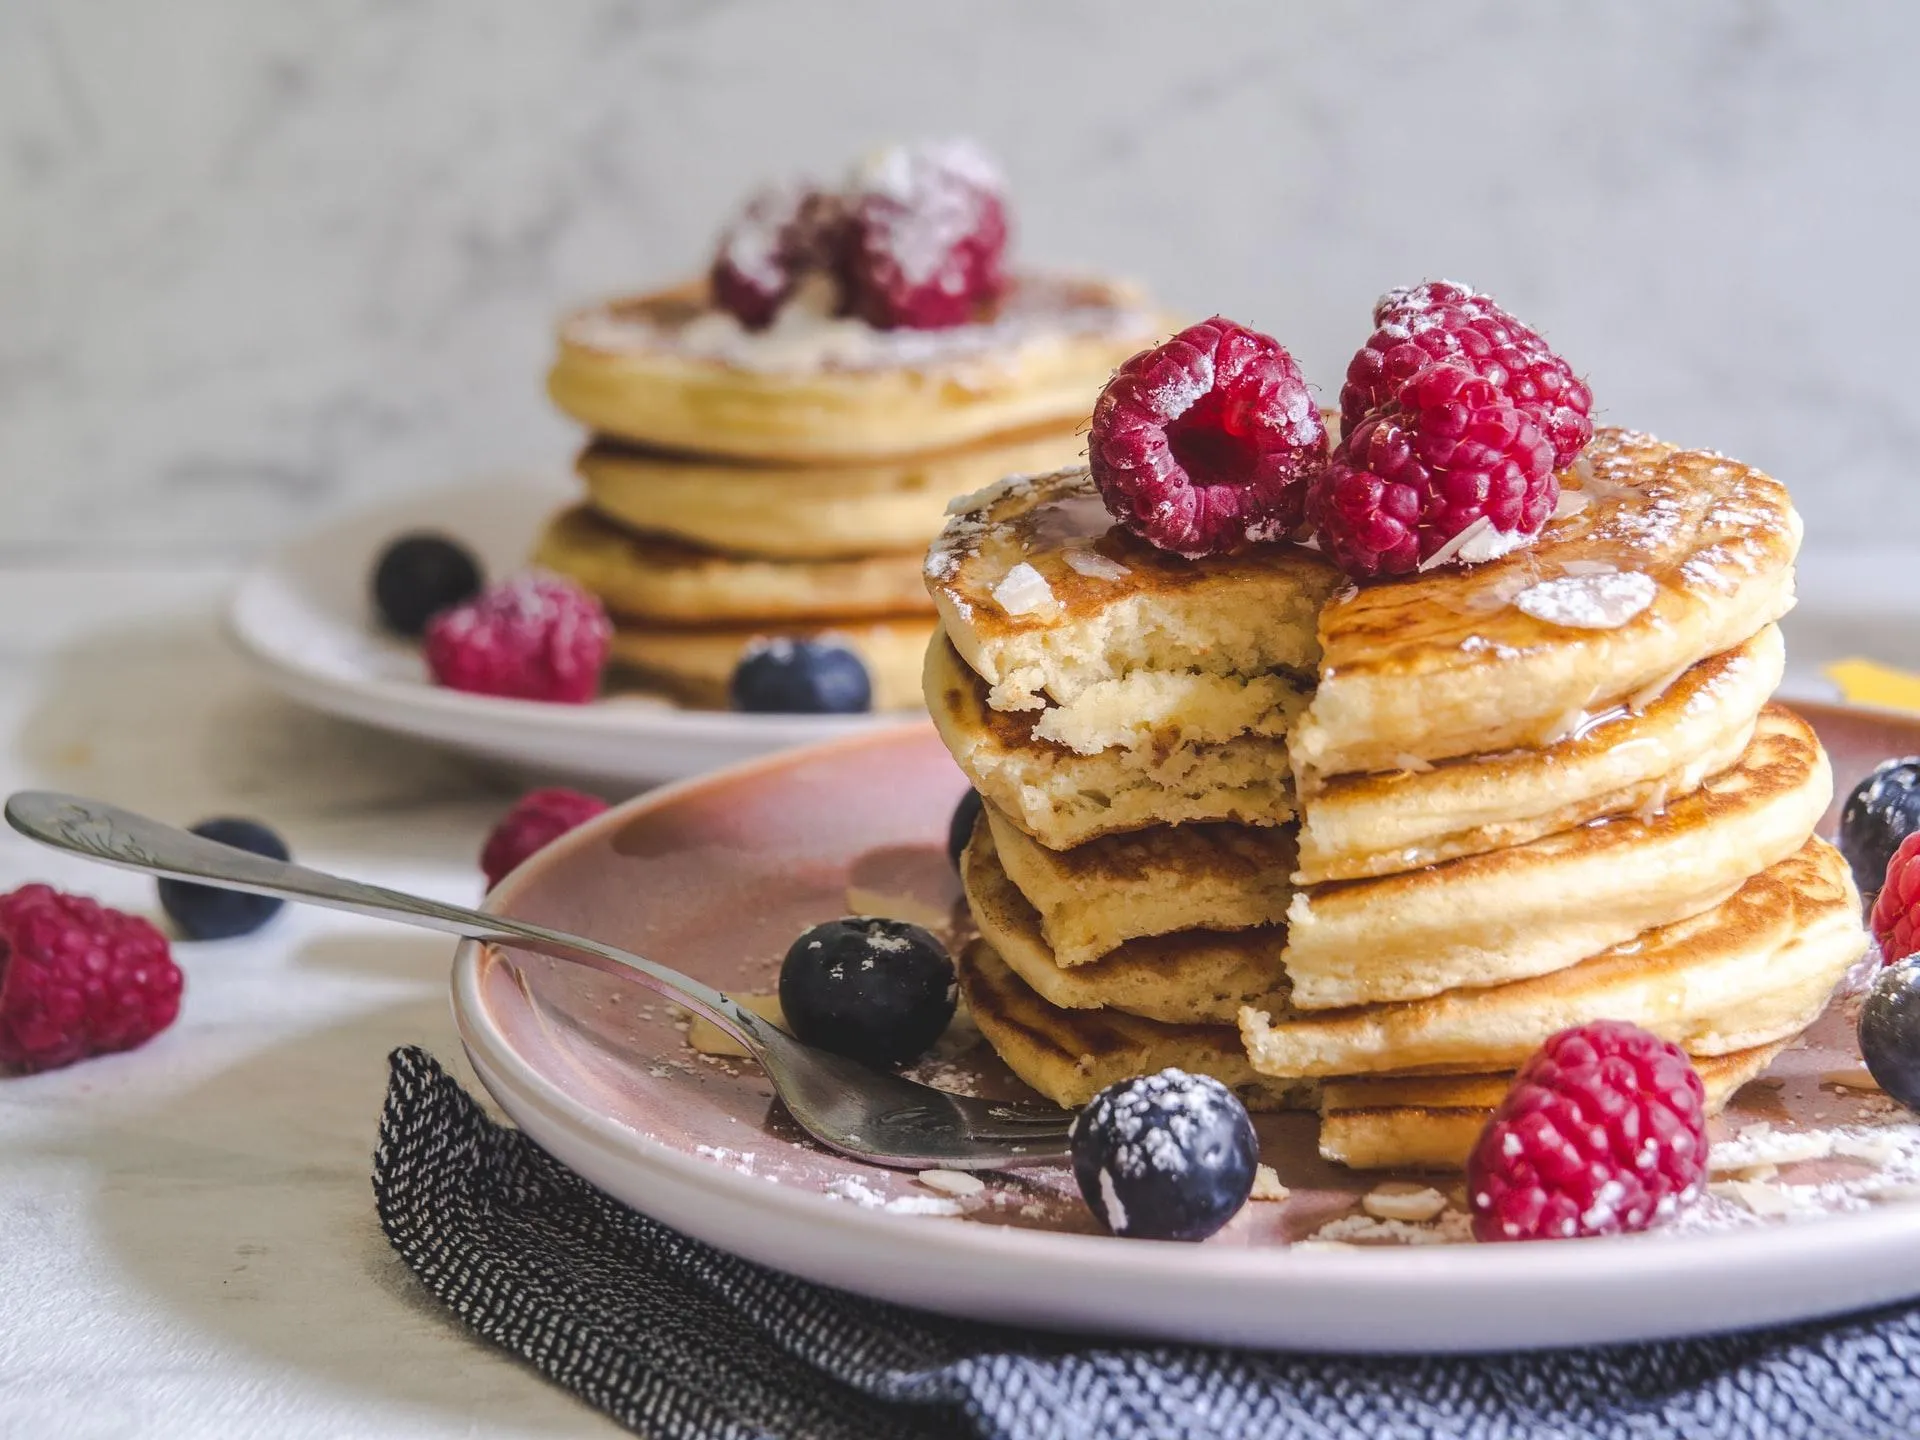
{"left": 453, "top": 704, "right": 1920, "bottom": 1353}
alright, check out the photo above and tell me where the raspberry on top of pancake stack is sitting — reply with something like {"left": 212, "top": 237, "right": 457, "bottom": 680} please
{"left": 537, "top": 140, "right": 1164, "bottom": 714}
{"left": 930, "top": 285, "right": 1867, "bottom": 1176}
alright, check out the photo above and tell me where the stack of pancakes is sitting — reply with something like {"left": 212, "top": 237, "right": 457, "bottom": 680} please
{"left": 534, "top": 277, "right": 1160, "bottom": 709}
{"left": 928, "top": 428, "right": 1869, "bottom": 1170}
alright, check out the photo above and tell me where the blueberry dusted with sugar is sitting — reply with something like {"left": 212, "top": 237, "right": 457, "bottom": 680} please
{"left": 730, "top": 638, "right": 872, "bottom": 714}
{"left": 372, "top": 533, "right": 483, "bottom": 636}
{"left": 157, "top": 818, "right": 291, "bottom": 940}
{"left": 1859, "top": 957, "right": 1920, "bottom": 1110}
{"left": 778, "top": 916, "right": 955, "bottom": 1066}
{"left": 1070, "top": 1068, "right": 1258, "bottom": 1241}
{"left": 1840, "top": 757, "right": 1920, "bottom": 899}
{"left": 946, "top": 789, "right": 984, "bottom": 871}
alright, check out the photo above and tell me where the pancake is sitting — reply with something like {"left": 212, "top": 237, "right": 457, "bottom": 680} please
{"left": 577, "top": 425, "right": 1086, "bottom": 561}
{"left": 925, "top": 464, "right": 1343, "bottom": 722}
{"left": 983, "top": 802, "right": 1295, "bottom": 968}
{"left": 961, "top": 935, "right": 1795, "bottom": 1172}
{"left": 1295, "top": 623, "right": 1785, "bottom": 884}
{"left": 1317, "top": 1044, "right": 1784, "bottom": 1172}
{"left": 925, "top": 633, "right": 1300, "bottom": 848}
{"left": 956, "top": 937, "right": 1312, "bottom": 1113}
{"left": 961, "top": 814, "right": 1288, "bottom": 1024}
{"left": 534, "top": 505, "right": 933, "bottom": 624}
{"left": 1239, "top": 837, "right": 1864, "bottom": 1079}
{"left": 1283, "top": 705, "right": 1830, "bottom": 1009}
{"left": 1291, "top": 429, "right": 1802, "bottom": 778}
{"left": 548, "top": 275, "right": 1162, "bottom": 462}
{"left": 607, "top": 616, "right": 934, "bottom": 711}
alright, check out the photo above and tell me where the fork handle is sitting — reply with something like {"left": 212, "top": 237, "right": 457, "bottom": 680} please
{"left": 3, "top": 790, "right": 774, "bottom": 1055}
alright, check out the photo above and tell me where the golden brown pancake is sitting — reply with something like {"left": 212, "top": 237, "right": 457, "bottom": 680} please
{"left": 924, "top": 634, "right": 1300, "bottom": 847}
{"left": 548, "top": 275, "right": 1162, "bottom": 461}
{"left": 534, "top": 504, "right": 934, "bottom": 624}
{"left": 1291, "top": 429, "right": 1801, "bottom": 777}
{"left": 956, "top": 937, "right": 1311, "bottom": 1113}
{"left": 1282, "top": 705, "right": 1830, "bottom": 1009}
{"left": 1240, "top": 837, "right": 1863, "bottom": 1079}
{"left": 982, "top": 801, "right": 1295, "bottom": 968}
{"left": 962, "top": 814, "right": 1288, "bottom": 1024}
{"left": 1296, "top": 624, "right": 1785, "bottom": 883}
{"left": 576, "top": 424, "right": 1087, "bottom": 561}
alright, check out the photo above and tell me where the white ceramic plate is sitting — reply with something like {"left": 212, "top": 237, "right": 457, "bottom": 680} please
{"left": 450, "top": 717, "right": 1920, "bottom": 1354}
{"left": 226, "top": 478, "right": 908, "bottom": 789}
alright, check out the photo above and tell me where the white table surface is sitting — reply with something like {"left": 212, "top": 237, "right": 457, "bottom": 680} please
{"left": 0, "top": 553, "right": 1910, "bottom": 1439}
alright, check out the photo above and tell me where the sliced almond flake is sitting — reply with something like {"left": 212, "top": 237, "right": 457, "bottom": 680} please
{"left": 1361, "top": 1183, "right": 1448, "bottom": 1223}
{"left": 1712, "top": 1178, "right": 1797, "bottom": 1217}
{"left": 1514, "top": 570, "right": 1658, "bottom": 630}
{"left": 687, "top": 993, "right": 786, "bottom": 1058}
{"left": 1250, "top": 1163, "right": 1290, "bottom": 1202}
{"left": 1062, "top": 548, "right": 1132, "bottom": 582}
{"left": 990, "top": 561, "right": 1058, "bottom": 617}
{"left": 1555, "top": 558, "right": 1619, "bottom": 577}
{"left": 1833, "top": 1134, "right": 1901, "bottom": 1167}
{"left": 918, "top": 1169, "right": 986, "bottom": 1197}
{"left": 1822, "top": 1068, "right": 1882, "bottom": 1092}
{"left": 1418, "top": 517, "right": 1494, "bottom": 572}
{"left": 1552, "top": 487, "right": 1590, "bottom": 521}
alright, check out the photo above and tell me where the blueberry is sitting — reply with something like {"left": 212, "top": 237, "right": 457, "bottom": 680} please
{"left": 372, "top": 533, "right": 483, "bottom": 636}
{"left": 158, "top": 818, "right": 291, "bottom": 940}
{"left": 1070, "top": 1068, "right": 1258, "bottom": 1241}
{"left": 778, "top": 916, "right": 955, "bottom": 1066}
{"left": 1840, "top": 758, "right": 1920, "bottom": 898}
{"left": 946, "top": 789, "right": 983, "bottom": 871}
{"left": 1860, "top": 956, "right": 1920, "bottom": 1110}
{"left": 730, "top": 640, "right": 872, "bottom": 715}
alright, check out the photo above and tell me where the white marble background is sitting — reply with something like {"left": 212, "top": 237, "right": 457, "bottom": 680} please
{"left": 1, "top": 0, "right": 1915, "bottom": 565}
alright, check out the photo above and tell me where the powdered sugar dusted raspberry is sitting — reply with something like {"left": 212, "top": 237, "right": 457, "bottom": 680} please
{"left": 1088, "top": 317, "right": 1327, "bottom": 558}
{"left": 1872, "top": 834, "right": 1920, "bottom": 964}
{"left": 1467, "top": 1021, "right": 1707, "bottom": 1242}
{"left": 1346, "top": 281, "right": 1593, "bottom": 471}
{"left": 710, "top": 185, "right": 849, "bottom": 330}
{"left": 842, "top": 139, "right": 1008, "bottom": 330}
{"left": 424, "top": 572, "right": 611, "bottom": 704}
{"left": 1311, "top": 362, "right": 1556, "bottom": 579}
{"left": 0, "top": 884, "right": 182, "bottom": 1073}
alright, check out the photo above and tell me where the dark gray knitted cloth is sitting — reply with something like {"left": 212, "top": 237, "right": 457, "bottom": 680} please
{"left": 372, "top": 1047, "right": 1920, "bottom": 1439}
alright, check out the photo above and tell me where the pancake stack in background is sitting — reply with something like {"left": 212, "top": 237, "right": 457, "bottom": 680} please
{"left": 534, "top": 141, "right": 1163, "bottom": 711}
{"left": 929, "top": 428, "right": 1868, "bottom": 1171}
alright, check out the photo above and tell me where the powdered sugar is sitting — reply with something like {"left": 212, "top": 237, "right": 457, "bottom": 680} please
{"left": 1514, "top": 570, "right": 1658, "bottom": 630}
{"left": 1062, "top": 548, "right": 1131, "bottom": 582}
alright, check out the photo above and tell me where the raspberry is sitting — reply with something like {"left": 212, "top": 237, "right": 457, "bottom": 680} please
{"left": 1088, "top": 317, "right": 1328, "bottom": 558}
{"left": 481, "top": 788, "right": 610, "bottom": 889}
{"left": 1311, "top": 362, "right": 1555, "bottom": 579}
{"left": 1871, "top": 833, "right": 1920, "bottom": 965}
{"left": 710, "top": 185, "right": 850, "bottom": 330}
{"left": 1343, "top": 281, "right": 1593, "bottom": 470}
{"left": 0, "top": 884, "right": 183, "bottom": 1073}
{"left": 841, "top": 140, "right": 1008, "bottom": 330}
{"left": 424, "top": 573, "right": 611, "bottom": 704}
{"left": 1467, "top": 1021, "right": 1707, "bottom": 1243}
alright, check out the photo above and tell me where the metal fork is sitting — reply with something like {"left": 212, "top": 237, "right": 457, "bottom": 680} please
{"left": 4, "top": 791, "right": 1074, "bottom": 1170}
